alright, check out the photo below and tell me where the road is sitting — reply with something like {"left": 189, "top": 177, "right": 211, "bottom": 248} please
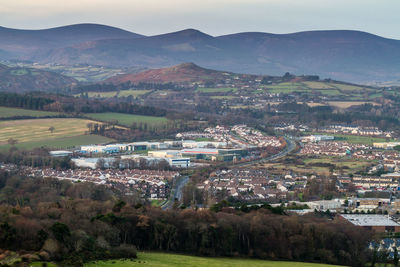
{"left": 233, "top": 136, "right": 297, "bottom": 167}
{"left": 161, "top": 137, "right": 296, "bottom": 210}
{"left": 161, "top": 175, "right": 189, "bottom": 210}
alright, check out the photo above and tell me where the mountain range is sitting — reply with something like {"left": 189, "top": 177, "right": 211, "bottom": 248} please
{"left": 1, "top": 23, "right": 400, "bottom": 83}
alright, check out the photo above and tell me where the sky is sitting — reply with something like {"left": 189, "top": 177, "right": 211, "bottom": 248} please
{"left": 1, "top": 0, "right": 400, "bottom": 39}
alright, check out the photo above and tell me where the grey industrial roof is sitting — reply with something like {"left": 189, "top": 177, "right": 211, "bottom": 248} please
{"left": 341, "top": 214, "right": 400, "bottom": 226}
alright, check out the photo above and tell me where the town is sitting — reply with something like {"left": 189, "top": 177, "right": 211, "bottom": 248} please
{"left": 1, "top": 7, "right": 400, "bottom": 265}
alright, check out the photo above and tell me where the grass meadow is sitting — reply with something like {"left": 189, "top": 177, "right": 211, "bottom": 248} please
{"left": 0, "top": 118, "right": 113, "bottom": 150}
{"left": 85, "top": 112, "right": 170, "bottom": 128}
{"left": 83, "top": 252, "right": 345, "bottom": 267}
{"left": 0, "top": 106, "right": 59, "bottom": 118}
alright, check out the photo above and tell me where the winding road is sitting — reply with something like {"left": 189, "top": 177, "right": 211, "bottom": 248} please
{"left": 161, "top": 137, "right": 296, "bottom": 210}
{"left": 233, "top": 136, "right": 297, "bottom": 167}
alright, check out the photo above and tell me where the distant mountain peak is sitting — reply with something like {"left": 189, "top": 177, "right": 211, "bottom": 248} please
{"left": 178, "top": 28, "right": 210, "bottom": 36}
{"left": 105, "top": 62, "right": 228, "bottom": 85}
{"left": 173, "top": 62, "right": 202, "bottom": 70}
{"left": 154, "top": 28, "right": 214, "bottom": 40}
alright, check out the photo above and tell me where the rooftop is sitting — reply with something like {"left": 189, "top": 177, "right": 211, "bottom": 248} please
{"left": 341, "top": 214, "right": 400, "bottom": 227}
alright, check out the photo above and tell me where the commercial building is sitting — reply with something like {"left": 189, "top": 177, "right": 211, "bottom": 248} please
{"left": 339, "top": 214, "right": 400, "bottom": 233}
{"left": 49, "top": 150, "right": 73, "bottom": 157}
{"left": 72, "top": 157, "right": 117, "bottom": 169}
{"left": 301, "top": 135, "right": 335, "bottom": 143}
{"left": 167, "top": 158, "right": 190, "bottom": 168}
{"left": 180, "top": 148, "right": 247, "bottom": 161}
{"left": 302, "top": 200, "right": 342, "bottom": 211}
{"left": 80, "top": 145, "right": 121, "bottom": 154}
{"left": 148, "top": 150, "right": 181, "bottom": 158}
{"left": 181, "top": 140, "right": 228, "bottom": 149}
{"left": 352, "top": 198, "right": 391, "bottom": 209}
{"left": 130, "top": 142, "right": 170, "bottom": 150}
{"left": 181, "top": 148, "right": 219, "bottom": 160}
{"left": 120, "top": 154, "right": 190, "bottom": 168}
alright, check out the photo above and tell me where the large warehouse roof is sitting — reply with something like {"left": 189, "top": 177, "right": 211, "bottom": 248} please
{"left": 341, "top": 214, "right": 400, "bottom": 226}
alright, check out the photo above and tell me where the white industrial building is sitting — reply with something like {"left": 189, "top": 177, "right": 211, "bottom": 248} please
{"left": 120, "top": 154, "right": 190, "bottom": 168}
{"left": 148, "top": 150, "right": 181, "bottom": 158}
{"left": 72, "top": 157, "right": 117, "bottom": 169}
{"left": 181, "top": 140, "right": 228, "bottom": 149}
{"left": 49, "top": 150, "right": 73, "bottom": 157}
{"left": 301, "top": 135, "right": 335, "bottom": 143}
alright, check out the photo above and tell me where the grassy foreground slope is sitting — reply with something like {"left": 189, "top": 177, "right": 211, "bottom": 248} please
{"left": 84, "top": 252, "right": 345, "bottom": 267}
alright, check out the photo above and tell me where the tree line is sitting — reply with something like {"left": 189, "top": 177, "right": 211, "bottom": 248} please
{"left": 0, "top": 148, "right": 73, "bottom": 170}
{"left": 0, "top": 170, "right": 375, "bottom": 267}
{"left": 0, "top": 92, "right": 168, "bottom": 118}
{"left": 74, "top": 81, "right": 186, "bottom": 94}
{"left": 0, "top": 92, "right": 54, "bottom": 110}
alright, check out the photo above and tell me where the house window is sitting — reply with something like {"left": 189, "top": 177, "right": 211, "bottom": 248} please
{"left": 385, "top": 226, "right": 395, "bottom": 232}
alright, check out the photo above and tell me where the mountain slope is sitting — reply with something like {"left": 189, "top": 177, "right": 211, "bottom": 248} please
{"left": 104, "top": 62, "right": 241, "bottom": 84}
{"left": 0, "top": 64, "right": 77, "bottom": 93}
{"left": 217, "top": 30, "right": 400, "bottom": 82}
{"left": 0, "top": 23, "right": 143, "bottom": 57}
{"left": 1, "top": 25, "right": 400, "bottom": 83}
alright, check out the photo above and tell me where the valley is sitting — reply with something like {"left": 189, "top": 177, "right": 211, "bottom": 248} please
{"left": 0, "top": 20, "right": 400, "bottom": 267}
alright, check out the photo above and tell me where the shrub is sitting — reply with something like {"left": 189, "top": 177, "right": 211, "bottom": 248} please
{"left": 109, "top": 244, "right": 137, "bottom": 259}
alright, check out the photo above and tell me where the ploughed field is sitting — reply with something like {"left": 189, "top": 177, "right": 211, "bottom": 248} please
{"left": 0, "top": 118, "right": 113, "bottom": 150}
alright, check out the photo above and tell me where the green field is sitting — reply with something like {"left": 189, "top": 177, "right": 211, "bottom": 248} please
{"left": 332, "top": 83, "right": 368, "bottom": 92}
{"left": 30, "top": 262, "right": 58, "bottom": 267}
{"left": 151, "top": 199, "right": 164, "bottom": 207}
{"left": 80, "top": 90, "right": 151, "bottom": 99}
{"left": 85, "top": 91, "right": 118, "bottom": 98}
{"left": 303, "top": 157, "right": 375, "bottom": 175}
{"left": 85, "top": 113, "right": 170, "bottom": 128}
{"left": 6, "top": 62, "right": 127, "bottom": 82}
{"left": 266, "top": 83, "right": 342, "bottom": 96}
{"left": 194, "top": 137, "right": 215, "bottom": 141}
{"left": 197, "top": 87, "right": 237, "bottom": 93}
{"left": 9, "top": 68, "right": 29, "bottom": 75}
{"left": 263, "top": 81, "right": 377, "bottom": 98}
{"left": 0, "top": 106, "right": 59, "bottom": 118}
{"left": 0, "top": 134, "right": 113, "bottom": 151}
{"left": 0, "top": 118, "right": 113, "bottom": 150}
{"left": 307, "top": 132, "right": 388, "bottom": 145}
{"left": 118, "top": 89, "right": 151, "bottom": 98}
{"left": 303, "top": 81, "right": 335, "bottom": 89}
{"left": 210, "top": 95, "right": 236, "bottom": 99}
{"left": 260, "top": 155, "right": 375, "bottom": 176}
{"left": 84, "top": 252, "right": 344, "bottom": 267}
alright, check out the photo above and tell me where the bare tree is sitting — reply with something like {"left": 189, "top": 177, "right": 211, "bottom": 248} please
{"left": 7, "top": 138, "right": 18, "bottom": 145}
{"left": 96, "top": 158, "right": 106, "bottom": 169}
{"left": 87, "top": 123, "right": 93, "bottom": 133}
{"left": 48, "top": 126, "right": 55, "bottom": 134}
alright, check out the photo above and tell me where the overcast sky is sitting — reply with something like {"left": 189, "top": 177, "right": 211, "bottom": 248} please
{"left": 1, "top": 0, "right": 399, "bottom": 39}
